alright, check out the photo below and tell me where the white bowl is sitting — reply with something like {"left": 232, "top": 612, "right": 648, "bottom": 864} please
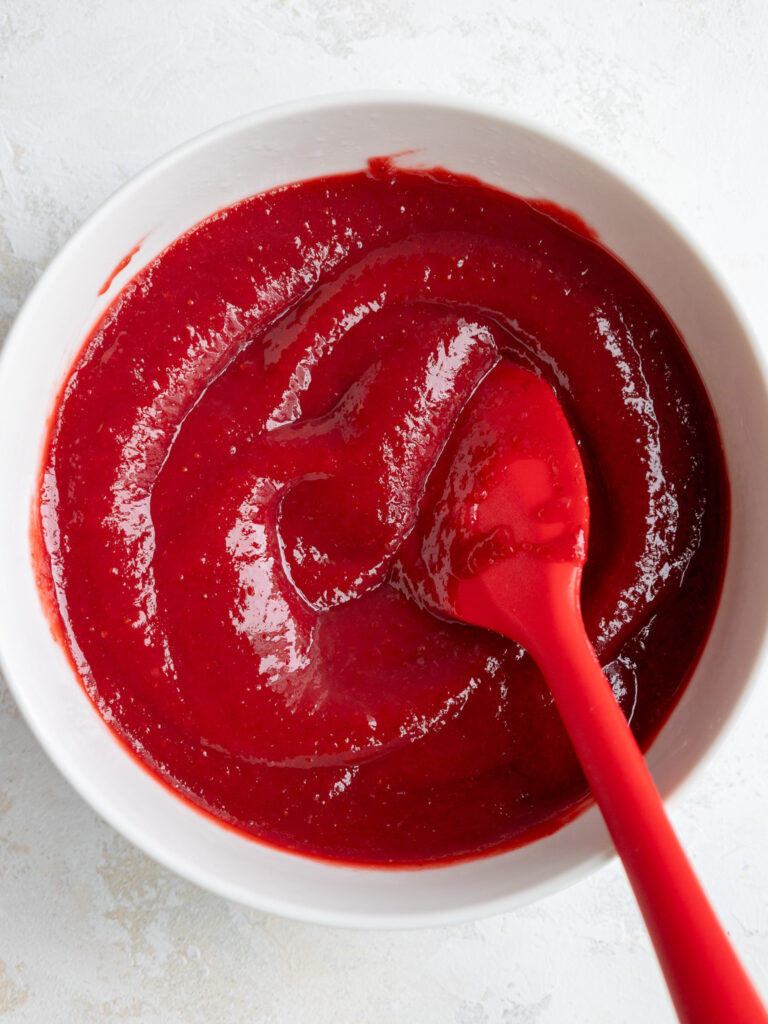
{"left": 1, "top": 94, "right": 767, "bottom": 928}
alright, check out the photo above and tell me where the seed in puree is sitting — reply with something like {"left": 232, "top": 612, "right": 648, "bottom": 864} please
{"left": 36, "top": 159, "right": 728, "bottom": 865}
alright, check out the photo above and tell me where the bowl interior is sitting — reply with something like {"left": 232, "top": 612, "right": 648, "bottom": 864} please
{"left": 1, "top": 96, "right": 767, "bottom": 927}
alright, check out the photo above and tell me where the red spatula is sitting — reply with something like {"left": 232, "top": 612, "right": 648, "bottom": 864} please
{"left": 431, "top": 361, "right": 767, "bottom": 1024}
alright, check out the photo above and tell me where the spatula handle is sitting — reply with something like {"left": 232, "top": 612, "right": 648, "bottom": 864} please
{"left": 535, "top": 617, "right": 767, "bottom": 1024}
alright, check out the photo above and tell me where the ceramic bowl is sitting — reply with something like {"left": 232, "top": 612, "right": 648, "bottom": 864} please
{"left": 1, "top": 94, "right": 767, "bottom": 927}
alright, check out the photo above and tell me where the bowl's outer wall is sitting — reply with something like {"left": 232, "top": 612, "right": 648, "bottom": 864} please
{"left": 1, "top": 95, "right": 767, "bottom": 927}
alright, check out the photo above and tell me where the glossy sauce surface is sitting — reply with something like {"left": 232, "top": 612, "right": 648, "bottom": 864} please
{"left": 38, "top": 161, "right": 728, "bottom": 864}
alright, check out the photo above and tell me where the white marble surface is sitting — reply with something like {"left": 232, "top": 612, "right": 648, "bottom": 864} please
{"left": 1, "top": 1, "right": 767, "bottom": 1021}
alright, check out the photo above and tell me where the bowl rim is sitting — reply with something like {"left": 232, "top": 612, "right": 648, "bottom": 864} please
{"left": 2, "top": 89, "right": 768, "bottom": 928}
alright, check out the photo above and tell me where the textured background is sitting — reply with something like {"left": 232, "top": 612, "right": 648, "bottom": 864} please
{"left": 1, "top": 1, "right": 767, "bottom": 1021}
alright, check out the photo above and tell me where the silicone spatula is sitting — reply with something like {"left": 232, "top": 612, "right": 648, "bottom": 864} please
{"left": 433, "top": 361, "right": 767, "bottom": 1024}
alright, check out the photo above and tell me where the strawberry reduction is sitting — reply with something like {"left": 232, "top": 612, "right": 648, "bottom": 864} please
{"left": 37, "top": 160, "right": 728, "bottom": 865}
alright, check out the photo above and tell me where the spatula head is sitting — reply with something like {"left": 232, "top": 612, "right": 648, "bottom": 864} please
{"left": 408, "top": 361, "right": 590, "bottom": 652}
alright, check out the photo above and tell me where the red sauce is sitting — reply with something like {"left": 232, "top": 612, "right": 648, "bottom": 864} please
{"left": 37, "top": 160, "right": 728, "bottom": 866}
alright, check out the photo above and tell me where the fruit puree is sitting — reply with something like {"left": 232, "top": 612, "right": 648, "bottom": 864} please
{"left": 37, "top": 160, "right": 728, "bottom": 865}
